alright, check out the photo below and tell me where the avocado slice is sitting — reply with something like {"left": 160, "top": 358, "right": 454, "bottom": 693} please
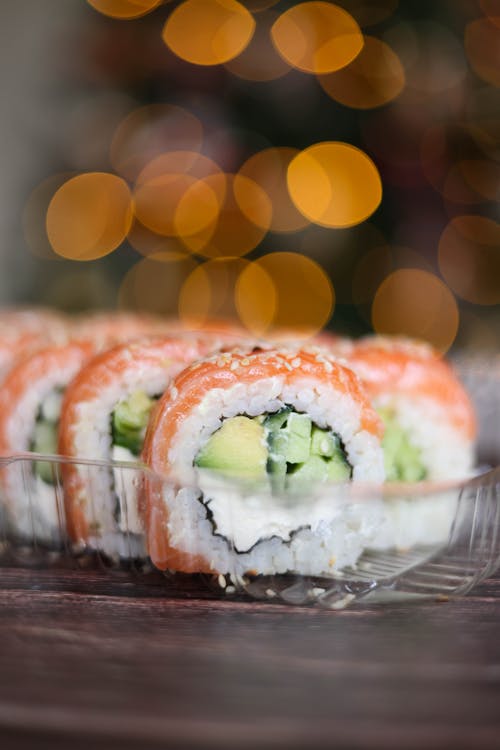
{"left": 287, "top": 451, "right": 351, "bottom": 488}
{"left": 195, "top": 416, "right": 267, "bottom": 480}
{"left": 195, "top": 409, "right": 353, "bottom": 489}
{"left": 310, "top": 426, "right": 337, "bottom": 458}
{"left": 112, "top": 390, "right": 155, "bottom": 456}
{"left": 31, "top": 420, "right": 58, "bottom": 484}
{"left": 379, "top": 408, "right": 427, "bottom": 482}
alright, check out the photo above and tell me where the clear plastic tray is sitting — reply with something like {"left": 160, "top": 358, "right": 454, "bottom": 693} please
{"left": 0, "top": 451, "right": 499, "bottom": 609}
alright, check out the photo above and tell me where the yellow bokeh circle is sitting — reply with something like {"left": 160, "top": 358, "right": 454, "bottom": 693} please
{"left": 238, "top": 147, "right": 309, "bottom": 233}
{"left": 236, "top": 252, "right": 334, "bottom": 336}
{"left": 176, "top": 173, "right": 271, "bottom": 258}
{"left": 224, "top": 11, "right": 291, "bottom": 82}
{"left": 162, "top": 0, "right": 256, "bottom": 66}
{"left": 271, "top": 2, "right": 363, "bottom": 74}
{"left": 46, "top": 173, "right": 133, "bottom": 261}
{"left": 86, "top": 0, "right": 162, "bottom": 19}
{"left": 318, "top": 36, "right": 405, "bottom": 109}
{"left": 287, "top": 142, "right": 382, "bottom": 228}
{"left": 372, "top": 269, "right": 459, "bottom": 353}
{"left": 178, "top": 257, "right": 248, "bottom": 329}
{"left": 133, "top": 151, "right": 223, "bottom": 239}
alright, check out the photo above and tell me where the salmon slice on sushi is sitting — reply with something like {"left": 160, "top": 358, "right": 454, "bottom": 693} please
{"left": 141, "top": 347, "right": 387, "bottom": 579}
{"left": 59, "top": 335, "right": 220, "bottom": 559}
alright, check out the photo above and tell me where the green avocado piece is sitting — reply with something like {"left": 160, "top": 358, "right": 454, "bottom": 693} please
{"left": 326, "top": 451, "right": 352, "bottom": 481}
{"left": 285, "top": 413, "right": 311, "bottom": 463}
{"left": 379, "top": 408, "right": 427, "bottom": 482}
{"left": 32, "top": 420, "right": 58, "bottom": 484}
{"left": 287, "top": 452, "right": 351, "bottom": 487}
{"left": 195, "top": 416, "right": 267, "bottom": 480}
{"left": 112, "top": 390, "right": 155, "bottom": 456}
{"left": 287, "top": 455, "right": 330, "bottom": 484}
{"left": 310, "top": 426, "right": 337, "bottom": 457}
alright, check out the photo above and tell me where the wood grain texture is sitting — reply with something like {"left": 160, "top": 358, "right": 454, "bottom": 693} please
{"left": 0, "top": 565, "right": 499, "bottom": 749}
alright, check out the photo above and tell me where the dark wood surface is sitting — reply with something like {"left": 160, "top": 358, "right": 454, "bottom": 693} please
{"left": 0, "top": 563, "right": 499, "bottom": 750}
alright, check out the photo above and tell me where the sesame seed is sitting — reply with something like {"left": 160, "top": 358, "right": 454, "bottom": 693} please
{"left": 170, "top": 387, "right": 178, "bottom": 400}
{"left": 265, "top": 589, "right": 277, "bottom": 598}
{"left": 230, "top": 361, "right": 239, "bottom": 371}
{"left": 291, "top": 357, "right": 301, "bottom": 368}
{"left": 240, "top": 358, "right": 250, "bottom": 366}
{"left": 225, "top": 585, "right": 236, "bottom": 595}
{"left": 218, "top": 574, "right": 226, "bottom": 589}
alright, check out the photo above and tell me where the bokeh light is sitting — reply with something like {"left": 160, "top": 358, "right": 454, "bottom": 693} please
{"left": 46, "top": 173, "right": 133, "bottom": 261}
{"left": 162, "top": 0, "right": 255, "bottom": 66}
{"left": 353, "top": 244, "right": 432, "bottom": 321}
{"left": 178, "top": 257, "right": 248, "bottom": 328}
{"left": 224, "top": 11, "right": 291, "bottom": 82}
{"left": 438, "top": 216, "right": 500, "bottom": 305}
{"left": 23, "top": 174, "right": 75, "bottom": 261}
{"left": 270, "top": 2, "right": 363, "bottom": 75}
{"left": 465, "top": 18, "right": 500, "bottom": 88}
{"left": 236, "top": 251, "right": 334, "bottom": 336}
{"left": 175, "top": 173, "right": 271, "bottom": 257}
{"left": 318, "top": 36, "right": 405, "bottom": 109}
{"left": 133, "top": 151, "right": 223, "bottom": 238}
{"left": 110, "top": 105, "right": 203, "bottom": 181}
{"left": 372, "top": 269, "right": 459, "bottom": 353}
{"left": 127, "top": 219, "right": 192, "bottom": 261}
{"left": 238, "top": 148, "right": 309, "bottom": 233}
{"left": 118, "top": 252, "right": 198, "bottom": 315}
{"left": 287, "top": 142, "right": 382, "bottom": 228}
{"left": 86, "top": 0, "right": 162, "bottom": 20}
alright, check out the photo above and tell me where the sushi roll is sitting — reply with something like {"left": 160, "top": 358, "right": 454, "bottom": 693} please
{"left": 338, "top": 336, "right": 478, "bottom": 552}
{"left": 59, "top": 335, "right": 216, "bottom": 558}
{"left": 141, "top": 347, "right": 386, "bottom": 577}
{"left": 344, "top": 336, "right": 477, "bottom": 481}
{"left": 0, "top": 340, "right": 96, "bottom": 543}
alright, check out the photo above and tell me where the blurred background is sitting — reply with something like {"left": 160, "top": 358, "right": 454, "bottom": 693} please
{"left": 1, "top": 0, "right": 499, "bottom": 351}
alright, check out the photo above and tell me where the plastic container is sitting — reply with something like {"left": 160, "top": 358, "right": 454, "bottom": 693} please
{"left": 0, "top": 354, "right": 498, "bottom": 608}
{"left": 0, "top": 449, "right": 499, "bottom": 608}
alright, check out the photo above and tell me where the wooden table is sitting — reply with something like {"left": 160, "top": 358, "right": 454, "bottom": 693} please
{"left": 0, "top": 564, "right": 499, "bottom": 750}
